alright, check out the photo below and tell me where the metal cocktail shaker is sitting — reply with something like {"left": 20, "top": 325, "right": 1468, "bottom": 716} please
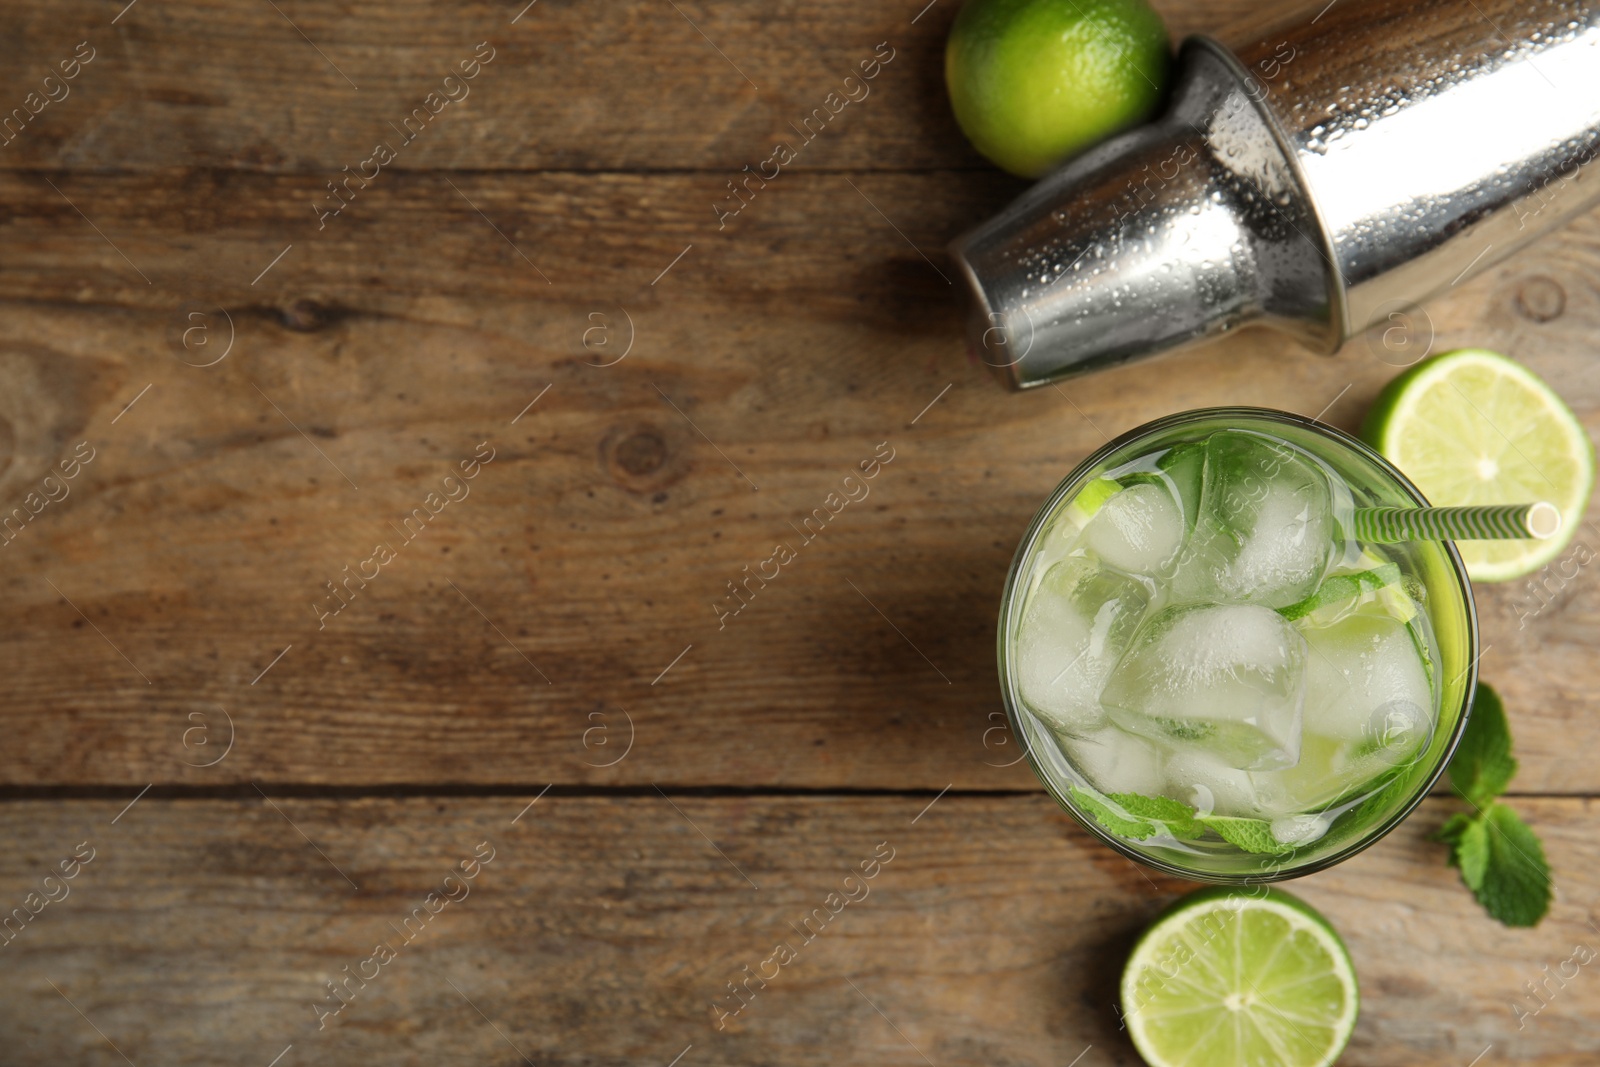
{"left": 952, "top": 0, "right": 1600, "bottom": 388}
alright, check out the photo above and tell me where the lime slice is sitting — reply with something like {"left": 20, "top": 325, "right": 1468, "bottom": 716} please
{"left": 1063, "top": 475, "right": 1123, "bottom": 527}
{"left": 1361, "top": 348, "right": 1595, "bottom": 582}
{"left": 1121, "top": 887, "right": 1359, "bottom": 1067}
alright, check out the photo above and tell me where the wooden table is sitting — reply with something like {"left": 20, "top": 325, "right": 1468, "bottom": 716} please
{"left": 1, "top": 0, "right": 1597, "bottom": 1063}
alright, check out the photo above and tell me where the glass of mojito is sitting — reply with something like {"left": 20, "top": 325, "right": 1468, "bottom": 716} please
{"left": 998, "top": 407, "right": 1477, "bottom": 882}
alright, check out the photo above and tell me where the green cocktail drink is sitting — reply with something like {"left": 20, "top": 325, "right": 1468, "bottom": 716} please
{"left": 999, "top": 408, "right": 1477, "bottom": 882}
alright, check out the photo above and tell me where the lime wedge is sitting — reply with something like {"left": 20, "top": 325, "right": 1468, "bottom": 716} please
{"left": 1277, "top": 561, "right": 1402, "bottom": 622}
{"left": 1063, "top": 475, "right": 1123, "bottom": 527}
{"left": 1361, "top": 348, "right": 1595, "bottom": 582}
{"left": 1121, "top": 887, "right": 1359, "bottom": 1067}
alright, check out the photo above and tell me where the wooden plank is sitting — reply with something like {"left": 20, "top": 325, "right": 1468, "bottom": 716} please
{"left": 0, "top": 170, "right": 1597, "bottom": 790}
{"left": 0, "top": 794, "right": 1594, "bottom": 1065}
{"left": 0, "top": 0, "right": 1261, "bottom": 172}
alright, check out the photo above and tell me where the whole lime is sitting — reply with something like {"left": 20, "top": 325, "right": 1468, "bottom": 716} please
{"left": 946, "top": 0, "right": 1170, "bottom": 178}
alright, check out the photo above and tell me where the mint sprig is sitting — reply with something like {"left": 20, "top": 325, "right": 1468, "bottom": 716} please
{"left": 1433, "top": 684, "right": 1552, "bottom": 927}
{"left": 1476, "top": 805, "right": 1553, "bottom": 927}
{"left": 1446, "top": 684, "right": 1519, "bottom": 807}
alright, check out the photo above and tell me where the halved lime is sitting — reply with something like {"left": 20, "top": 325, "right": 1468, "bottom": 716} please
{"left": 1361, "top": 348, "right": 1595, "bottom": 582}
{"left": 1121, "top": 886, "right": 1359, "bottom": 1067}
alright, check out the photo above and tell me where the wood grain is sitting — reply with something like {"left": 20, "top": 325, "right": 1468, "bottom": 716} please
{"left": 0, "top": 0, "right": 1263, "bottom": 173}
{"left": 0, "top": 170, "right": 1596, "bottom": 789}
{"left": 1, "top": 795, "right": 1595, "bottom": 1066}
{"left": 6, "top": 0, "right": 1599, "bottom": 1063}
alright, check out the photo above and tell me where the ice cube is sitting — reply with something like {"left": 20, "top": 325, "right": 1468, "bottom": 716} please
{"left": 1030, "top": 512, "right": 1088, "bottom": 577}
{"left": 1301, "top": 614, "right": 1434, "bottom": 764}
{"left": 1082, "top": 482, "right": 1185, "bottom": 576}
{"left": 1014, "top": 556, "right": 1150, "bottom": 737}
{"left": 1153, "top": 440, "right": 1206, "bottom": 534}
{"left": 1254, "top": 614, "right": 1433, "bottom": 812}
{"left": 1271, "top": 813, "right": 1331, "bottom": 846}
{"left": 1102, "top": 603, "right": 1308, "bottom": 771}
{"left": 1063, "top": 725, "right": 1164, "bottom": 796}
{"left": 1163, "top": 749, "right": 1258, "bottom": 817}
{"left": 1175, "top": 431, "right": 1339, "bottom": 609}
{"left": 1250, "top": 732, "right": 1348, "bottom": 815}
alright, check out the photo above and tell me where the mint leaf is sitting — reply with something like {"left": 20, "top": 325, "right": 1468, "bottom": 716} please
{"left": 1196, "top": 814, "right": 1297, "bottom": 855}
{"left": 1441, "top": 813, "right": 1490, "bottom": 891}
{"left": 1404, "top": 603, "right": 1435, "bottom": 694}
{"left": 1434, "top": 811, "right": 1474, "bottom": 848}
{"left": 1152, "top": 717, "right": 1215, "bottom": 742}
{"left": 1108, "top": 792, "right": 1203, "bottom": 840}
{"left": 1278, "top": 563, "right": 1402, "bottom": 622}
{"left": 1157, "top": 441, "right": 1205, "bottom": 512}
{"left": 1448, "top": 684, "right": 1517, "bottom": 806}
{"left": 1474, "top": 804, "right": 1552, "bottom": 928}
{"left": 1068, "top": 787, "right": 1201, "bottom": 841}
{"left": 1341, "top": 767, "right": 1411, "bottom": 826}
{"left": 1314, "top": 768, "right": 1409, "bottom": 854}
{"left": 1070, "top": 786, "right": 1161, "bottom": 840}
{"left": 1432, "top": 684, "right": 1554, "bottom": 927}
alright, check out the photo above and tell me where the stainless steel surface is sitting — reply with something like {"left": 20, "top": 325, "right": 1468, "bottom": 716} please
{"left": 953, "top": 0, "right": 1600, "bottom": 388}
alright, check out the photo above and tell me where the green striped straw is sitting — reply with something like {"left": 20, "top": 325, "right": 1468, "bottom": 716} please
{"left": 1351, "top": 502, "right": 1562, "bottom": 543}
